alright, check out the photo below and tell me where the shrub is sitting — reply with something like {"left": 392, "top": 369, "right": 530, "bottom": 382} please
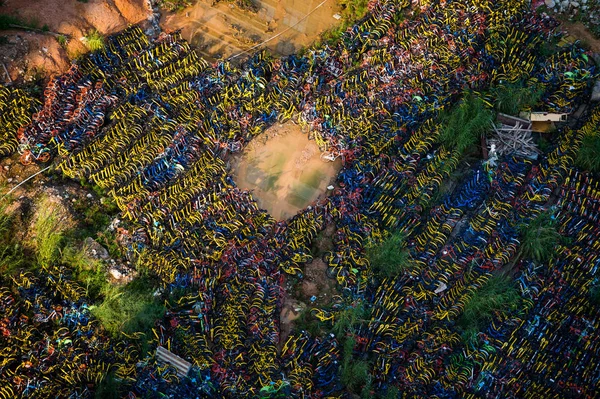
{"left": 458, "top": 274, "right": 520, "bottom": 344}
{"left": 492, "top": 83, "right": 545, "bottom": 116}
{"left": 0, "top": 14, "right": 22, "bottom": 30}
{"left": 0, "top": 204, "right": 24, "bottom": 275}
{"left": 439, "top": 93, "right": 494, "bottom": 155}
{"left": 331, "top": 300, "right": 370, "bottom": 338}
{"left": 576, "top": 134, "right": 600, "bottom": 173}
{"left": 518, "top": 211, "right": 562, "bottom": 263}
{"left": 366, "top": 231, "right": 414, "bottom": 277}
{"left": 339, "top": 0, "right": 369, "bottom": 23}
{"left": 84, "top": 30, "right": 105, "bottom": 52}
{"left": 341, "top": 358, "right": 371, "bottom": 394}
{"left": 56, "top": 34, "right": 68, "bottom": 48}
{"left": 61, "top": 245, "right": 106, "bottom": 299}
{"left": 91, "top": 277, "right": 165, "bottom": 337}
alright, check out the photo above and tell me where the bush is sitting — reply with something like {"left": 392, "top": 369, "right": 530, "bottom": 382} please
{"left": 84, "top": 30, "right": 105, "bottom": 52}
{"left": 589, "top": 282, "right": 600, "bottom": 306}
{"left": 0, "top": 204, "right": 24, "bottom": 275}
{"left": 339, "top": 0, "right": 369, "bottom": 23}
{"left": 0, "top": 14, "right": 22, "bottom": 30}
{"left": 340, "top": 358, "right": 371, "bottom": 394}
{"left": 331, "top": 300, "right": 370, "bottom": 338}
{"left": 576, "top": 134, "right": 600, "bottom": 173}
{"left": 56, "top": 34, "right": 68, "bottom": 48}
{"left": 518, "top": 211, "right": 562, "bottom": 263}
{"left": 367, "top": 231, "right": 414, "bottom": 277}
{"left": 457, "top": 274, "right": 520, "bottom": 344}
{"left": 91, "top": 277, "right": 165, "bottom": 337}
{"left": 439, "top": 94, "right": 494, "bottom": 155}
{"left": 492, "top": 83, "right": 545, "bottom": 116}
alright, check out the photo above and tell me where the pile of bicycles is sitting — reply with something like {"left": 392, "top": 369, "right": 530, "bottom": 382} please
{"left": 1, "top": 0, "right": 600, "bottom": 397}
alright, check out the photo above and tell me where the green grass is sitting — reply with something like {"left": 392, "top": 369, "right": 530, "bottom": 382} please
{"left": 90, "top": 276, "right": 165, "bottom": 337}
{"left": 0, "top": 203, "right": 25, "bottom": 275}
{"left": 439, "top": 93, "right": 494, "bottom": 155}
{"left": 518, "top": 211, "right": 562, "bottom": 263}
{"left": 33, "top": 202, "right": 66, "bottom": 269}
{"left": 56, "top": 34, "right": 68, "bottom": 48}
{"left": 0, "top": 14, "right": 24, "bottom": 30}
{"left": 576, "top": 134, "right": 600, "bottom": 173}
{"left": 331, "top": 300, "right": 370, "bottom": 338}
{"left": 457, "top": 274, "right": 520, "bottom": 344}
{"left": 84, "top": 30, "right": 105, "bottom": 52}
{"left": 491, "top": 83, "right": 545, "bottom": 116}
{"left": 61, "top": 244, "right": 106, "bottom": 299}
{"left": 366, "top": 231, "right": 415, "bottom": 277}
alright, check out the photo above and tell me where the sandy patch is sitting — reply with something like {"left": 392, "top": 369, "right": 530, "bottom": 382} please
{"left": 161, "top": 0, "right": 340, "bottom": 60}
{"left": 231, "top": 121, "right": 341, "bottom": 220}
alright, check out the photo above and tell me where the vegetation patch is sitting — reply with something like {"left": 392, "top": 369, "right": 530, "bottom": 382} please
{"left": 457, "top": 274, "right": 521, "bottom": 344}
{"left": 439, "top": 93, "right": 494, "bottom": 155}
{"left": 576, "top": 133, "right": 600, "bottom": 173}
{"left": 366, "top": 231, "right": 415, "bottom": 278}
{"left": 518, "top": 211, "right": 562, "bottom": 263}
{"left": 90, "top": 276, "right": 165, "bottom": 337}
{"left": 84, "top": 29, "right": 105, "bottom": 52}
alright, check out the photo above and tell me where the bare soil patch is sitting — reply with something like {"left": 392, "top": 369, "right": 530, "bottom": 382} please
{"left": 160, "top": 0, "right": 340, "bottom": 60}
{"left": 231, "top": 121, "right": 341, "bottom": 220}
{"left": 0, "top": 0, "right": 152, "bottom": 82}
{"left": 560, "top": 21, "right": 600, "bottom": 53}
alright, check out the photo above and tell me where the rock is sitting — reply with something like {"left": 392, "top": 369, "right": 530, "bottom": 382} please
{"left": 545, "top": 0, "right": 555, "bottom": 8}
{"left": 591, "top": 79, "right": 600, "bottom": 102}
{"left": 86, "top": 193, "right": 93, "bottom": 199}
{"left": 109, "top": 268, "right": 123, "bottom": 280}
{"left": 84, "top": 237, "right": 110, "bottom": 260}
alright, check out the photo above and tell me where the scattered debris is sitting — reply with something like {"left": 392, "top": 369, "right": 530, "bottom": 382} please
{"left": 490, "top": 120, "right": 540, "bottom": 159}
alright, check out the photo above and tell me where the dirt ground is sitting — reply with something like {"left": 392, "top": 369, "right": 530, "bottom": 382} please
{"left": 560, "top": 21, "right": 600, "bottom": 53}
{"left": 0, "top": 0, "right": 151, "bottom": 82}
{"left": 231, "top": 121, "right": 341, "bottom": 220}
{"left": 160, "top": 0, "right": 340, "bottom": 61}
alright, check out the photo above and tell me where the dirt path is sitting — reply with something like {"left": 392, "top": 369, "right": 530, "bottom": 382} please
{"left": 160, "top": 0, "right": 340, "bottom": 61}
{"left": 231, "top": 122, "right": 341, "bottom": 220}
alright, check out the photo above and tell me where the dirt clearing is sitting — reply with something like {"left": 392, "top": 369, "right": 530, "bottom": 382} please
{"left": 231, "top": 122, "right": 341, "bottom": 220}
{"left": 161, "top": 0, "right": 340, "bottom": 60}
{"left": 560, "top": 21, "right": 600, "bottom": 53}
{"left": 0, "top": 0, "right": 152, "bottom": 82}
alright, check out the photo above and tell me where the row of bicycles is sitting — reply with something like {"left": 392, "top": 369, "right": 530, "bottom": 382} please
{"left": 1, "top": 0, "right": 600, "bottom": 396}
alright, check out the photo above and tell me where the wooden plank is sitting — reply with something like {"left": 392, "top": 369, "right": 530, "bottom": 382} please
{"left": 156, "top": 346, "right": 192, "bottom": 378}
{"left": 497, "top": 112, "right": 530, "bottom": 127}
